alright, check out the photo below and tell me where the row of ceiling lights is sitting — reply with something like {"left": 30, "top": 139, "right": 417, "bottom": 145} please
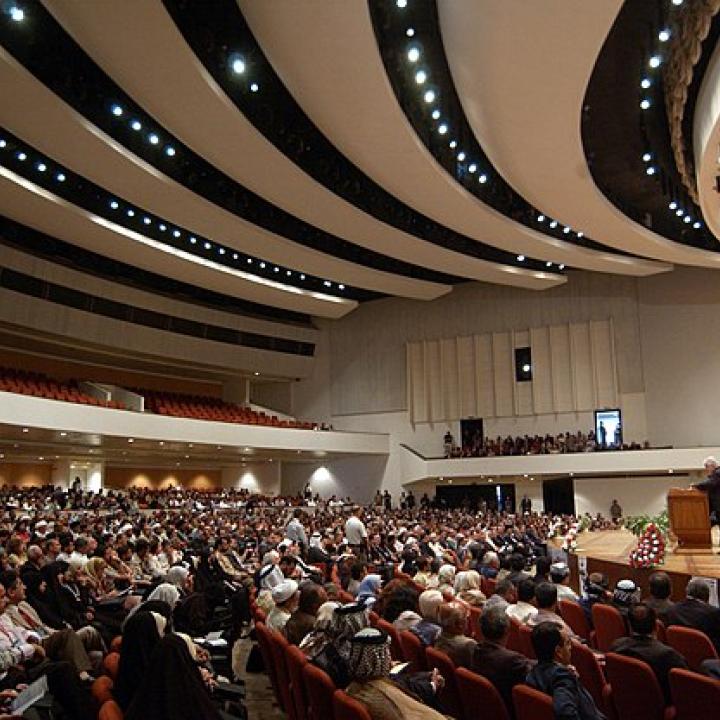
{"left": 396, "top": 1, "right": 568, "bottom": 271}
{"left": 638, "top": 0, "right": 704, "bottom": 233}
{"left": 0, "top": 133, "right": 346, "bottom": 293}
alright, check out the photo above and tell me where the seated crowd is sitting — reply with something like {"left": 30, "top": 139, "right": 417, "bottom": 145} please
{"left": 0, "top": 484, "right": 715, "bottom": 718}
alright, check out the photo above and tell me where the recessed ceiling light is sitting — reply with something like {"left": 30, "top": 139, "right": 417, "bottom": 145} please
{"left": 457, "top": 152, "right": 466, "bottom": 161}
{"left": 259, "top": 262, "right": 266, "bottom": 269}
{"left": 431, "top": 109, "right": 441, "bottom": 120}
{"left": 274, "top": 266, "right": 279, "bottom": 272}
{"left": 0, "top": 139, "right": 6, "bottom": 148}
{"left": 577, "top": 232, "right": 584, "bottom": 238}
{"left": 165, "top": 146, "right": 176, "bottom": 157}
{"left": 338, "top": 284, "right": 345, "bottom": 290}
{"left": 300, "top": 274, "right": 305, "bottom": 280}
{"left": 9, "top": 6, "right": 24, "bottom": 22}
{"left": 693, "top": 221, "right": 701, "bottom": 229}
{"left": 658, "top": 29, "right": 671, "bottom": 42}
{"left": 60, "top": 432, "right": 67, "bottom": 437}
{"left": 127, "top": 438, "right": 134, "bottom": 443}
{"left": 396, "top": 0, "right": 407, "bottom": 7}
{"left": 676, "top": 208, "right": 683, "bottom": 216}
{"left": 189, "top": 236, "right": 197, "bottom": 244}
{"left": 517, "top": 255, "right": 525, "bottom": 262}
{"left": 143, "top": 216, "right": 151, "bottom": 225}
{"left": 683, "top": 215, "right": 691, "bottom": 223}
{"left": 468, "top": 163, "right": 477, "bottom": 173}
{"left": 16, "top": 152, "right": 26, "bottom": 161}
{"left": 159, "top": 224, "right": 167, "bottom": 231}
{"left": 640, "top": 99, "right": 651, "bottom": 110}
{"left": 219, "top": 248, "right": 226, "bottom": 255}
{"left": 641, "top": 78, "right": 651, "bottom": 89}
{"left": 423, "top": 89, "right": 435, "bottom": 104}
{"left": 250, "top": 83, "right": 259, "bottom": 92}
{"left": 407, "top": 46, "right": 420, "bottom": 63}
{"left": 669, "top": 201, "right": 677, "bottom": 210}
{"left": 438, "top": 123, "right": 448, "bottom": 135}
{"left": 159, "top": 441, "right": 164, "bottom": 445}
{"left": 646, "top": 166, "right": 656, "bottom": 175}
{"left": 231, "top": 57, "right": 246, "bottom": 75}
{"left": 478, "top": 174, "right": 487, "bottom": 184}
{"left": 449, "top": 140, "right": 457, "bottom": 149}
{"left": 22, "top": 427, "right": 29, "bottom": 433}
{"left": 148, "top": 133, "right": 159, "bottom": 145}
{"left": 111, "top": 104, "right": 123, "bottom": 117}
{"left": 233, "top": 253, "right": 239, "bottom": 260}
{"left": 537, "top": 214, "right": 545, "bottom": 222}
{"left": 648, "top": 56, "right": 661, "bottom": 69}
{"left": 131, "top": 120, "right": 142, "bottom": 131}
{"left": 563, "top": 226, "right": 570, "bottom": 234}
{"left": 546, "top": 261, "right": 552, "bottom": 267}
{"left": 254, "top": 372, "right": 260, "bottom": 376}
{"left": 559, "top": 264, "right": 566, "bottom": 270}
{"left": 672, "top": 0, "right": 683, "bottom": 4}
{"left": 36, "top": 162, "right": 46, "bottom": 172}
{"left": 173, "top": 229, "right": 181, "bottom": 238}
{"left": 406, "top": 28, "right": 415, "bottom": 37}
{"left": 642, "top": 152, "right": 651, "bottom": 162}
{"left": 204, "top": 242, "right": 211, "bottom": 250}
{"left": 127, "top": 209, "right": 135, "bottom": 217}
{"left": 549, "top": 220, "right": 558, "bottom": 228}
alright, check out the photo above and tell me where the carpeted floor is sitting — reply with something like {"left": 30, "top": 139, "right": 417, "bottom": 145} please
{"left": 233, "top": 635, "right": 286, "bottom": 719}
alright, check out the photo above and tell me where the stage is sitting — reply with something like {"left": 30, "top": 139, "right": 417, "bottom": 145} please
{"left": 562, "top": 528, "right": 720, "bottom": 600}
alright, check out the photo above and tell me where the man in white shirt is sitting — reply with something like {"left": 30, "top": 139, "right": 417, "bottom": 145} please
{"left": 344, "top": 507, "right": 368, "bottom": 560}
{"left": 285, "top": 509, "right": 308, "bottom": 548}
{"left": 551, "top": 563, "right": 579, "bottom": 602}
{"left": 506, "top": 578, "right": 539, "bottom": 624}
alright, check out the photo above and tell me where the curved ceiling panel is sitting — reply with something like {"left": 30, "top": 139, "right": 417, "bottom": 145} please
{"left": 43, "top": 0, "right": 560, "bottom": 291}
{"left": 239, "top": 0, "right": 667, "bottom": 278}
{"left": 0, "top": 166, "right": 356, "bottom": 319}
{"left": 0, "top": 49, "right": 447, "bottom": 301}
{"left": 438, "top": 0, "right": 720, "bottom": 268}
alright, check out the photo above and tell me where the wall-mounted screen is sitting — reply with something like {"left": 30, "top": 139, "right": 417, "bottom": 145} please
{"left": 594, "top": 408, "right": 622, "bottom": 449}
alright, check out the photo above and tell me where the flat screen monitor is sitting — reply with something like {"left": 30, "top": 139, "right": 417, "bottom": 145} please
{"left": 594, "top": 408, "right": 622, "bottom": 449}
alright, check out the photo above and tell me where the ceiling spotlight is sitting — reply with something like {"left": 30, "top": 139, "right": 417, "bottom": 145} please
{"left": 338, "top": 284, "right": 345, "bottom": 290}
{"left": 641, "top": 78, "right": 651, "bottom": 89}
{"left": 522, "top": 363, "right": 531, "bottom": 373}
{"left": 438, "top": 123, "right": 448, "bottom": 135}
{"left": 537, "top": 214, "right": 545, "bottom": 222}
{"left": 159, "top": 223, "right": 167, "bottom": 231}
{"left": 300, "top": 274, "right": 305, "bottom": 280}
{"left": 431, "top": 109, "right": 441, "bottom": 120}
{"left": 250, "top": 83, "right": 259, "bottom": 92}
{"left": 56, "top": 173, "right": 65, "bottom": 182}
{"left": 669, "top": 201, "right": 677, "bottom": 210}
{"left": 127, "top": 438, "right": 134, "bottom": 443}
{"left": 274, "top": 266, "right": 280, "bottom": 272}
{"left": 233, "top": 253, "right": 238, "bottom": 260}
{"left": 231, "top": 57, "right": 246, "bottom": 74}
{"left": 675, "top": 209, "right": 683, "bottom": 216}
{"left": 9, "top": 6, "right": 24, "bottom": 21}
{"left": 0, "top": 139, "right": 5, "bottom": 148}
{"left": 172, "top": 229, "right": 181, "bottom": 238}
{"left": 642, "top": 152, "right": 651, "bottom": 162}
{"left": 563, "top": 226, "right": 570, "bottom": 234}
{"left": 143, "top": 216, "right": 151, "bottom": 225}
{"left": 60, "top": 431, "right": 67, "bottom": 437}
{"left": 449, "top": 140, "right": 457, "bottom": 149}
{"left": 204, "top": 242, "right": 211, "bottom": 250}
{"left": 546, "top": 261, "right": 552, "bottom": 267}
{"left": 468, "top": 163, "right": 477, "bottom": 173}
{"left": 648, "top": 56, "right": 661, "bottom": 68}
{"left": 406, "top": 28, "right": 415, "bottom": 37}
{"left": 693, "top": 221, "right": 701, "bottom": 229}
{"left": 22, "top": 427, "right": 28, "bottom": 433}
{"left": 16, "top": 152, "right": 26, "bottom": 161}
{"left": 423, "top": 89, "right": 435, "bottom": 104}
{"left": 559, "top": 264, "right": 566, "bottom": 270}
{"left": 396, "top": 0, "right": 407, "bottom": 7}
{"left": 415, "top": 69, "right": 427, "bottom": 84}
{"left": 324, "top": 280, "right": 331, "bottom": 287}
{"left": 683, "top": 215, "right": 691, "bottom": 223}
{"left": 646, "top": 166, "right": 656, "bottom": 175}
{"left": 517, "top": 255, "right": 525, "bottom": 262}
{"left": 109, "top": 200, "right": 119, "bottom": 210}
{"left": 259, "top": 262, "right": 266, "bottom": 269}
{"left": 131, "top": 120, "right": 142, "bottom": 131}
{"left": 549, "top": 220, "right": 558, "bottom": 228}
{"left": 671, "top": 0, "right": 683, "bottom": 4}
{"left": 219, "top": 248, "right": 225, "bottom": 255}
{"left": 640, "top": 99, "right": 651, "bottom": 110}
{"left": 127, "top": 209, "right": 135, "bottom": 217}
{"left": 36, "top": 162, "right": 46, "bottom": 172}
{"left": 478, "top": 174, "right": 487, "bottom": 183}
{"left": 148, "top": 133, "right": 159, "bottom": 145}
{"left": 577, "top": 232, "right": 584, "bottom": 238}
{"left": 246, "top": 258, "right": 252, "bottom": 263}
{"left": 286, "top": 270, "right": 291, "bottom": 276}
{"left": 457, "top": 151, "right": 466, "bottom": 161}
{"left": 165, "top": 146, "right": 176, "bottom": 157}
{"left": 407, "top": 46, "right": 420, "bottom": 63}
{"left": 111, "top": 104, "right": 123, "bottom": 117}
{"left": 658, "top": 29, "right": 671, "bottom": 42}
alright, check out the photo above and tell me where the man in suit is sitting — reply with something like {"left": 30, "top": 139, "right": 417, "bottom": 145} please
{"left": 435, "top": 602, "right": 477, "bottom": 669}
{"left": 694, "top": 456, "right": 720, "bottom": 525}
{"left": 472, "top": 606, "right": 534, "bottom": 711}
{"left": 610, "top": 603, "right": 687, "bottom": 703}
{"left": 663, "top": 577, "right": 720, "bottom": 653}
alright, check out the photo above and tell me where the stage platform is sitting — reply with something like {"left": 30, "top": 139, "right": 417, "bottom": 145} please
{"left": 563, "top": 528, "right": 720, "bottom": 600}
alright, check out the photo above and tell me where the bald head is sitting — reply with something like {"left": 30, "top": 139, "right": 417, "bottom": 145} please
{"left": 438, "top": 602, "right": 467, "bottom": 635}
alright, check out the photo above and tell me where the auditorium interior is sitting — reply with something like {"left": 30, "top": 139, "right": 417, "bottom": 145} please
{"left": 1, "top": 1, "right": 720, "bottom": 719}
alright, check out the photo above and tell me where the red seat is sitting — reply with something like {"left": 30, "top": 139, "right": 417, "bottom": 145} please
{"left": 592, "top": 604, "right": 627, "bottom": 652}
{"left": 268, "top": 630, "right": 296, "bottom": 719}
{"left": 482, "top": 577, "right": 497, "bottom": 596}
{"left": 98, "top": 700, "right": 124, "bottom": 720}
{"left": 376, "top": 618, "right": 403, "bottom": 661}
{"left": 398, "top": 630, "right": 427, "bottom": 672}
{"left": 506, "top": 617, "right": 523, "bottom": 654}
{"left": 91, "top": 676, "right": 114, "bottom": 705}
{"left": 255, "top": 623, "right": 281, "bottom": 709}
{"left": 286, "top": 644, "right": 310, "bottom": 720}
{"left": 666, "top": 626, "right": 718, "bottom": 672}
{"left": 559, "top": 599, "right": 594, "bottom": 644}
{"left": 467, "top": 605, "right": 482, "bottom": 641}
{"left": 110, "top": 636, "right": 123, "bottom": 653}
{"left": 455, "top": 667, "right": 510, "bottom": 720}
{"left": 103, "top": 652, "right": 120, "bottom": 681}
{"left": 426, "top": 646, "right": 464, "bottom": 720}
{"left": 669, "top": 667, "right": 720, "bottom": 720}
{"left": 518, "top": 623, "right": 536, "bottom": 659}
{"left": 605, "top": 652, "right": 675, "bottom": 720}
{"left": 512, "top": 684, "right": 554, "bottom": 720}
{"left": 571, "top": 640, "right": 612, "bottom": 715}
{"left": 303, "top": 663, "right": 336, "bottom": 720}
{"left": 332, "top": 689, "right": 371, "bottom": 720}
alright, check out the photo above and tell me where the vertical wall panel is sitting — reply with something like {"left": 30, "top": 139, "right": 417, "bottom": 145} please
{"left": 492, "top": 331, "right": 514, "bottom": 417}
{"left": 530, "top": 326, "right": 553, "bottom": 414}
{"left": 474, "top": 334, "right": 494, "bottom": 417}
{"left": 406, "top": 341, "right": 427, "bottom": 423}
{"left": 456, "top": 335, "right": 476, "bottom": 418}
{"left": 590, "top": 320, "right": 617, "bottom": 407}
{"left": 440, "top": 338, "right": 459, "bottom": 421}
{"left": 513, "top": 329, "right": 533, "bottom": 416}
{"left": 570, "top": 322, "right": 594, "bottom": 410}
{"left": 549, "top": 324, "right": 573, "bottom": 412}
{"left": 426, "top": 340, "right": 443, "bottom": 423}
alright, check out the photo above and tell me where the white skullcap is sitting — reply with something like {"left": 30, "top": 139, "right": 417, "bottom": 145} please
{"left": 704, "top": 456, "right": 718, "bottom": 466}
{"left": 272, "top": 579, "right": 298, "bottom": 604}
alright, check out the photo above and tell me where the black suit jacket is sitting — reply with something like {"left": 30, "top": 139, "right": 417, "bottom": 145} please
{"left": 663, "top": 597, "right": 720, "bottom": 654}
{"left": 472, "top": 641, "right": 534, "bottom": 711}
{"left": 610, "top": 635, "right": 687, "bottom": 703}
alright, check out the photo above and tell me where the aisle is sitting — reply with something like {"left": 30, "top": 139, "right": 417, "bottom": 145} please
{"left": 232, "top": 636, "right": 286, "bottom": 719}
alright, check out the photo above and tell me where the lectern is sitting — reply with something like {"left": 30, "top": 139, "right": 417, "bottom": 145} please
{"left": 667, "top": 488, "right": 712, "bottom": 553}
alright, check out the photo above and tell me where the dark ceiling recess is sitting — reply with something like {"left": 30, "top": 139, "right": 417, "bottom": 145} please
{"left": 582, "top": 0, "right": 720, "bottom": 253}
{"left": 0, "top": 216, "right": 314, "bottom": 328}
{"left": 368, "top": 0, "right": 640, "bottom": 262}
{"left": 0, "top": 2, "right": 465, "bottom": 288}
{"left": 163, "top": 0, "right": 556, "bottom": 274}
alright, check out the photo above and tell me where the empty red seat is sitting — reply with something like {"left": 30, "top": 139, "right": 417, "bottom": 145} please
{"left": 605, "top": 652, "right": 674, "bottom": 720}
{"left": 670, "top": 667, "right": 720, "bottom": 720}
{"left": 666, "top": 626, "right": 718, "bottom": 672}
{"left": 592, "top": 604, "right": 627, "bottom": 652}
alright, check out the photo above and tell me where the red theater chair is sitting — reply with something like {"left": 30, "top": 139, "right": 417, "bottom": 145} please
{"left": 398, "top": 630, "right": 427, "bottom": 672}
{"left": 670, "top": 667, "right": 720, "bottom": 720}
{"left": 303, "top": 663, "right": 336, "bottom": 720}
{"left": 426, "top": 646, "right": 463, "bottom": 720}
{"left": 605, "top": 652, "right": 674, "bottom": 720}
{"left": 512, "top": 684, "right": 554, "bottom": 720}
{"left": 332, "top": 690, "right": 371, "bottom": 720}
{"left": 592, "top": 604, "right": 627, "bottom": 652}
{"left": 455, "top": 667, "right": 510, "bottom": 720}
{"left": 666, "top": 626, "right": 718, "bottom": 672}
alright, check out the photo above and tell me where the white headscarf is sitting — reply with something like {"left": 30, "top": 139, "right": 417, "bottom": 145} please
{"left": 147, "top": 583, "right": 180, "bottom": 606}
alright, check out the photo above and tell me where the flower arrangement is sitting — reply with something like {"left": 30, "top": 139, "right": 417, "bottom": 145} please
{"left": 561, "top": 523, "right": 580, "bottom": 552}
{"left": 628, "top": 522, "right": 666, "bottom": 568}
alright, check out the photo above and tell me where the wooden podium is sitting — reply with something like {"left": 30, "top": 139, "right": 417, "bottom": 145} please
{"left": 667, "top": 488, "right": 712, "bottom": 553}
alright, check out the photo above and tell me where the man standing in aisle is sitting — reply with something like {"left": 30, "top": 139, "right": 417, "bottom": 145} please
{"left": 345, "top": 506, "right": 368, "bottom": 561}
{"left": 285, "top": 509, "right": 308, "bottom": 550}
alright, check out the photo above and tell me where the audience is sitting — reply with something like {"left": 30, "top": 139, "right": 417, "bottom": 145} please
{"left": 266, "top": 579, "right": 299, "bottom": 633}
{"left": 284, "top": 581, "right": 326, "bottom": 646}
{"left": 435, "top": 602, "right": 477, "bottom": 668}
{"left": 506, "top": 578, "right": 538, "bottom": 624}
{"left": 662, "top": 577, "right": 720, "bottom": 653}
{"left": 645, "top": 571, "right": 674, "bottom": 618}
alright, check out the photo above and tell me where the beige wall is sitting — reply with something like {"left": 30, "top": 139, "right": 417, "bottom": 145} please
{"left": 105, "top": 466, "right": 221, "bottom": 490}
{"left": 0, "top": 463, "right": 52, "bottom": 487}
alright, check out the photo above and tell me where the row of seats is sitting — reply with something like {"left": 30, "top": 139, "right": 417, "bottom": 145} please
{"left": 0, "top": 366, "right": 125, "bottom": 409}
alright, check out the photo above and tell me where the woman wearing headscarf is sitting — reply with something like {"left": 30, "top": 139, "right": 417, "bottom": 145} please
{"left": 24, "top": 570, "right": 64, "bottom": 629}
{"left": 298, "top": 600, "right": 340, "bottom": 659}
{"left": 356, "top": 574, "right": 382, "bottom": 603}
{"left": 113, "top": 611, "right": 164, "bottom": 711}
{"left": 122, "top": 583, "right": 180, "bottom": 630}
{"left": 345, "top": 628, "right": 448, "bottom": 720}
{"left": 436, "top": 565, "right": 456, "bottom": 597}
{"left": 454, "top": 570, "right": 485, "bottom": 606}
{"left": 125, "top": 634, "right": 224, "bottom": 720}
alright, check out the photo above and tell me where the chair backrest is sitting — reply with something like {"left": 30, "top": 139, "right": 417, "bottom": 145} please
{"left": 269, "top": 630, "right": 296, "bottom": 719}
{"left": 399, "top": 630, "right": 427, "bottom": 671}
{"left": 571, "top": 640, "right": 608, "bottom": 712}
{"left": 559, "top": 599, "right": 592, "bottom": 642}
{"left": 103, "top": 652, "right": 120, "bottom": 681}
{"left": 670, "top": 667, "right": 720, "bottom": 720}
{"left": 255, "top": 622, "right": 281, "bottom": 702}
{"left": 605, "top": 652, "right": 666, "bottom": 720}
{"left": 91, "top": 676, "right": 114, "bottom": 706}
{"left": 332, "top": 689, "right": 372, "bottom": 720}
{"left": 592, "top": 604, "right": 627, "bottom": 652}
{"left": 666, "top": 625, "right": 719, "bottom": 672}
{"left": 482, "top": 576, "right": 497, "bottom": 597}
{"left": 512, "top": 684, "right": 554, "bottom": 720}
{"left": 455, "top": 667, "right": 510, "bottom": 720}
{"left": 467, "top": 605, "right": 483, "bottom": 641}
{"left": 98, "top": 700, "right": 124, "bottom": 720}
{"left": 426, "top": 646, "right": 464, "bottom": 720}
{"left": 506, "top": 616, "right": 523, "bottom": 653}
{"left": 303, "top": 662, "right": 336, "bottom": 720}
{"left": 655, "top": 619, "right": 667, "bottom": 644}
{"left": 518, "top": 623, "right": 536, "bottom": 659}
{"left": 286, "top": 644, "right": 310, "bottom": 720}
{"left": 376, "top": 618, "right": 404, "bottom": 661}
